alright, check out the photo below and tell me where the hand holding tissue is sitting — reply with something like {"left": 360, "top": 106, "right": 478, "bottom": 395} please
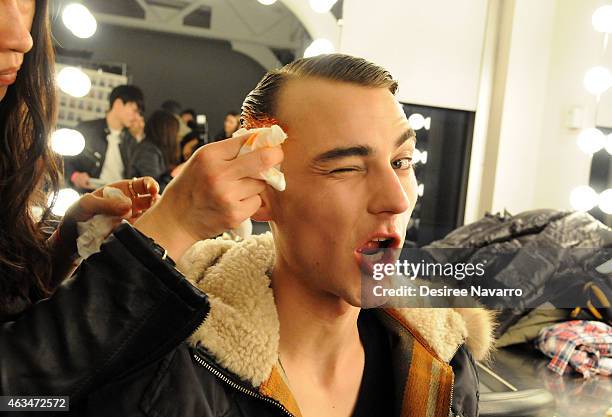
{"left": 233, "top": 124, "right": 288, "bottom": 191}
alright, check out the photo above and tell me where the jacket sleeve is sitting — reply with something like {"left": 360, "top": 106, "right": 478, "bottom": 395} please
{"left": 0, "top": 222, "right": 210, "bottom": 402}
{"left": 131, "top": 144, "right": 166, "bottom": 179}
{"left": 130, "top": 144, "right": 174, "bottom": 193}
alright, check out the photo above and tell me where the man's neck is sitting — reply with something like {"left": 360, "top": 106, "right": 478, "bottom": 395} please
{"left": 271, "top": 259, "right": 362, "bottom": 373}
{"left": 106, "top": 111, "right": 123, "bottom": 132}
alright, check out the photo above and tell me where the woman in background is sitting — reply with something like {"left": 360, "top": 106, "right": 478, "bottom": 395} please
{"left": 130, "top": 110, "right": 181, "bottom": 192}
{"left": 213, "top": 110, "right": 240, "bottom": 141}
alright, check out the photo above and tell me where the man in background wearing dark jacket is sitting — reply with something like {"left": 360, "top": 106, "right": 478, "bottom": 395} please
{"left": 64, "top": 85, "right": 144, "bottom": 192}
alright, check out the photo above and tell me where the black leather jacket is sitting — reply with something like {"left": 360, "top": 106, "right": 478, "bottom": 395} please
{"left": 76, "top": 326, "right": 479, "bottom": 417}
{"left": 0, "top": 223, "right": 210, "bottom": 414}
{"left": 64, "top": 118, "right": 137, "bottom": 189}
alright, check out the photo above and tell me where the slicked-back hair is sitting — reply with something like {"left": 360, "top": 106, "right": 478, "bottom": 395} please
{"left": 242, "top": 54, "right": 399, "bottom": 129}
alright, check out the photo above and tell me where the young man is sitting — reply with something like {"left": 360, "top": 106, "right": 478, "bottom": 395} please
{"left": 82, "top": 55, "right": 494, "bottom": 417}
{"left": 65, "top": 85, "right": 144, "bottom": 191}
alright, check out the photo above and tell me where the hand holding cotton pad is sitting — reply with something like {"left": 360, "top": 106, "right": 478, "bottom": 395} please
{"left": 233, "top": 124, "right": 288, "bottom": 191}
{"left": 76, "top": 187, "right": 131, "bottom": 259}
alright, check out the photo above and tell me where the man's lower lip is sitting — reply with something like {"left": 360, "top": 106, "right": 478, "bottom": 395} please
{"left": 355, "top": 250, "right": 396, "bottom": 274}
{"left": 0, "top": 73, "right": 17, "bottom": 85}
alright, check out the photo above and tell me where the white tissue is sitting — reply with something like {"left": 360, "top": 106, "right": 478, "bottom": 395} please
{"left": 233, "top": 124, "right": 288, "bottom": 191}
{"left": 76, "top": 187, "right": 130, "bottom": 260}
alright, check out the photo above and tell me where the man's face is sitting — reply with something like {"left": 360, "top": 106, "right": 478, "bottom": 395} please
{"left": 264, "top": 77, "right": 418, "bottom": 307}
{"left": 181, "top": 113, "right": 193, "bottom": 125}
{"left": 224, "top": 114, "right": 239, "bottom": 134}
{"left": 114, "top": 99, "right": 140, "bottom": 129}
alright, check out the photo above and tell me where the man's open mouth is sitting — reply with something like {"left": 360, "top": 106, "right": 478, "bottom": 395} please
{"left": 355, "top": 234, "right": 401, "bottom": 275}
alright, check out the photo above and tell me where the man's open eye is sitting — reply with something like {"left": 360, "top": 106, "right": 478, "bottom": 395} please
{"left": 392, "top": 157, "right": 413, "bottom": 170}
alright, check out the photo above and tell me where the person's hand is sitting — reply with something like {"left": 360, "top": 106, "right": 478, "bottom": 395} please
{"left": 71, "top": 171, "right": 94, "bottom": 190}
{"left": 68, "top": 176, "right": 160, "bottom": 225}
{"left": 48, "top": 177, "right": 160, "bottom": 283}
{"left": 134, "top": 133, "right": 283, "bottom": 260}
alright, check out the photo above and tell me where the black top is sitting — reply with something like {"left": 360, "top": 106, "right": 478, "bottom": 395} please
{"left": 352, "top": 310, "right": 395, "bottom": 417}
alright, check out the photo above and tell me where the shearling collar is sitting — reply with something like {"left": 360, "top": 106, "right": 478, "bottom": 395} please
{"left": 178, "top": 233, "right": 495, "bottom": 388}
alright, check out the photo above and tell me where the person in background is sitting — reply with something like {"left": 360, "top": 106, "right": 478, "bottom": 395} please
{"left": 64, "top": 85, "right": 144, "bottom": 191}
{"left": 180, "top": 108, "right": 196, "bottom": 129}
{"left": 162, "top": 98, "right": 191, "bottom": 140}
{"left": 129, "top": 112, "right": 146, "bottom": 143}
{"left": 130, "top": 110, "right": 181, "bottom": 192}
{"left": 213, "top": 110, "right": 240, "bottom": 141}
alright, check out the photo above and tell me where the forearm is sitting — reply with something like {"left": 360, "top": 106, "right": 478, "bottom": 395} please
{"left": 134, "top": 206, "right": 197, "bottom": 262}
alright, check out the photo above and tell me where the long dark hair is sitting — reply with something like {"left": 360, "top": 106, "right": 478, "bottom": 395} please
{"left": 0, "top": 0, "right": 59, "bottom": 305}
{"left": 144, "top": 110, "right": 180, "bottom": 168}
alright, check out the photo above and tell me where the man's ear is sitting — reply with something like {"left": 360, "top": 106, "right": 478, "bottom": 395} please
{"left": 251, "top": 186, "right": 274, "bottom": 222}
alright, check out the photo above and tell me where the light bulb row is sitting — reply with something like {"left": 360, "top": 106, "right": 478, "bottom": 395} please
{"left": 570, "top": 186, "right": 612, "bottom": 214}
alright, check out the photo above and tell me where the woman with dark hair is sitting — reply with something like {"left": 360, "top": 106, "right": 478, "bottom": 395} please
{"left": 129, "top": 110, "right": 181, "bottom": 192}
{"left": 213, "top": 110, "right": 241, "bottom": 141}
{"left": 0, "top": 0, "right": 282, "bottom": 400}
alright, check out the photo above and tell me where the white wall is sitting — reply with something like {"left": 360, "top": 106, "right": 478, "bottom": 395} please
{"left": 340, "top": 0, "right": 604, "bottom": 221}
{"left": 530, "top": 0, "right": 601, "bottom": 212}
{"left": 340, "top": 0, "right": 489, "bottom": 111}
{"left": 489, "top": 0, "right": 558, "bottom": 214}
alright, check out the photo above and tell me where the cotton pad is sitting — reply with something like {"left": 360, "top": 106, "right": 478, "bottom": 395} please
{"left": 76, "top": 187, "right": 130, "bottom": 259}
{"left": 233, "top": 124, "right": 288, "bottom": 191}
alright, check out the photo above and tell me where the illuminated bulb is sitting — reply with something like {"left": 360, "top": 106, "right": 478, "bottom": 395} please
{"left": 57, "top": 66, "right": 91, "bottom": 98}
{"left": 420, "top": 151, "right": 428, "bottom": 164}
{"left": 583, "top": 66, "right": 612, "bottom": 95}
{"left": 62, "top": 3, "right": 97, "bottom": 38}
{"left": 570, "top": 186, "right": 598, "bottom": 212}
{"left": 51, "top": 129, "right": 85, "bottom": 156}
{"left": 48, "top": 188, "right": 80, "bottom": 217}
{"left": 304, "top": 38, "right": 335, "bottom": 58}
{"left": 309, "top": 0, "right": 338, "bottom": 13}
{"left": 599, "top": 189, "right": 612, "bottom": 214}
{"left": 417, "top": 184, "right": 424, "bottom": 197}
{"left": 413, "top": 149, "right": 422, "bottom": 164}
{"left": 577, "top": 128, "right": 605, "bottom": 154}
{"left": 592, "top": 5, "right": 612, "bottom": 33}
{"left": 408, "top": 113, "right": 426, "bottom": 130}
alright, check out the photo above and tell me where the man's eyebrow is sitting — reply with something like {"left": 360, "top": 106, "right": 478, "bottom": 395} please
{"left": 396, "top": 128, "right": 417, "bottom": 148}
{"left": 312, "top": 128, "right": 417, "bottom": 164}
{"left": 312, "top": 145, "right": 373, "bottom": 164}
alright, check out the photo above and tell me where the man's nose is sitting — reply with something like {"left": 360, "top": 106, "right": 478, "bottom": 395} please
{"left": 368, "top": 167, "right": 412, "bottom": 215}
{"left": 0, "top": 2, "right": 34, "bottom": 55}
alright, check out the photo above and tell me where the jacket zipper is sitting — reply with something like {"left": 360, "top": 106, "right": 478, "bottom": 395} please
{"left": 192, "top": 351, "right": 295, "bottom": 417}
{"left": 448, "top": 374, "right": 455, "bottom": 417}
